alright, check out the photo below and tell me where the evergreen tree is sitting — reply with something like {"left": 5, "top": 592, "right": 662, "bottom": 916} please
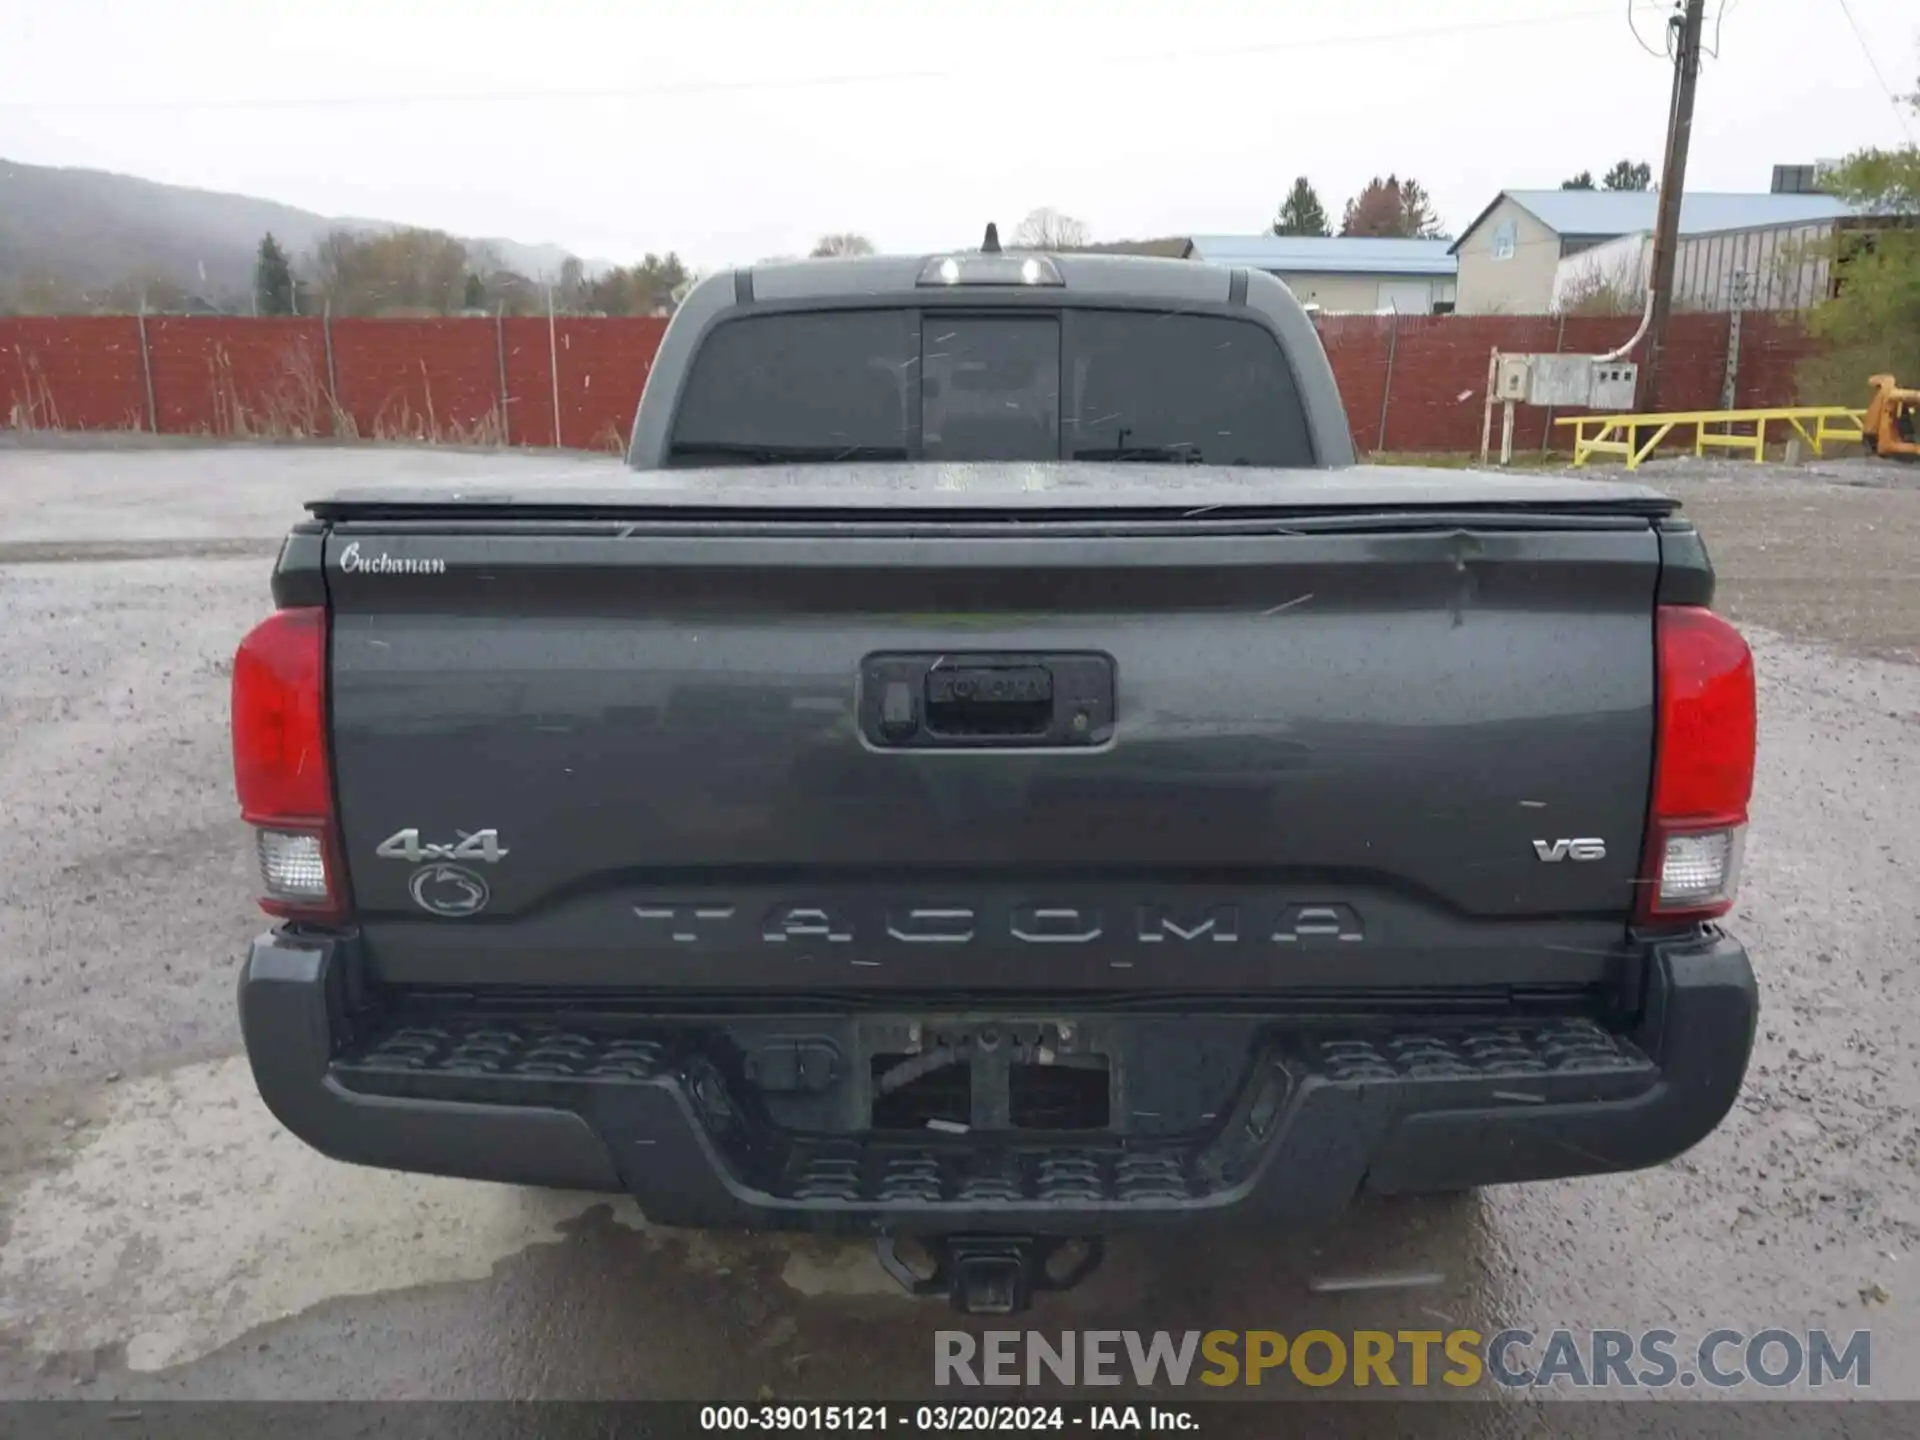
{"left": 1603, "top": 160, "right": 1653, "bottom": 191}
{"left": 1272, "top": 177, "right": 1331, "bottom": 237}
{"left": 253, "top": 233, "right": 296, "bottom": 315}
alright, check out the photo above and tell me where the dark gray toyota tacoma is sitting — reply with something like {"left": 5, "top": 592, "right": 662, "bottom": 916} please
{"left": 232, "top": 242, "right": 1758, "bottom": 1312}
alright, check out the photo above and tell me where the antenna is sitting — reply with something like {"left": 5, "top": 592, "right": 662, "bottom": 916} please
{"left": 981, "top": 223, "right": 1002, "bottom": 254}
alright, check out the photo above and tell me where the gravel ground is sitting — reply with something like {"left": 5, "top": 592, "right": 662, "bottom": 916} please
{"left": 1616, "top": 453, "right": 1920, "bottom": 667}
{"left": 2, "top": 443, "right": 1917, "bottom": 1423}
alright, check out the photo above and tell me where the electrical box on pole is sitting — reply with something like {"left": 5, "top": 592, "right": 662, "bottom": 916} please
{"left": 1493, "top": 354, "right": 1641, "bottom": 408}
{"left": 1480, "top": 354, "right": 1641, "bottom": 465}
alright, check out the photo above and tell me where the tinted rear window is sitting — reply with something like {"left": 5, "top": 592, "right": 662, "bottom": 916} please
{"left": 667, "top": 308, "right": 1313, "bottom": 467}
{"left": 1063, "top": 310, "right": 1311, "bottom": 466}
{"left": 669, "top": 309, "right": 917, "bottom": 463}
{"left": 922, "top": 317, "right": 1061, "bottom": 463}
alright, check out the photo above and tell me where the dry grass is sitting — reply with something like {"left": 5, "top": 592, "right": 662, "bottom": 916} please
{"left": 204, "top": 342, "right": 349, "bottom": 440}
{"left": 196, "top": 344, "right": 512, "bottom": 444}
{"left": 6, "top": 347, "right": 62, "bottom": 430}
{"left": 367, "top": 369, "right": 508, "bottom": 446}
{"left": 5, "top": 337, "right": 517, "bottom": 447}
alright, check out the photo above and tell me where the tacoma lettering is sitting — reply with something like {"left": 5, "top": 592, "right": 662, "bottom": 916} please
{"left": 886, "top": 907, "right": 978, "bottom": 943}
{"left": 1138, "top": 904, "right": 1239, "bottom": 944}
{"left": 1273, "top": 903, "right": 1364, "bottom": 943}
{"left": 1010, "top": 905, "right": 1104, "bottom": 944}
{"left": 627, "top": 900, "right": 1366, "bottom": 946}
{"left": 632, "top": 904, "right": 736, "bottom": 942}
{"left": 762, "top": 905, "right": 855, "bottom": 943}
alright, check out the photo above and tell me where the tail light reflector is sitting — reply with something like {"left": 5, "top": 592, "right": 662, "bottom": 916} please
{"left": 1638, "top": 605, "right": 1755, "bottom": 923}
{"left": 231, "top": 607, "right": 345, "bottom": 921}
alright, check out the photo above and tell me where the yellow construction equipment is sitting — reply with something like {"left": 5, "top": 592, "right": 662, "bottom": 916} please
{"left": 1557, "top": 406, "right": 1869, "bottom": 471}
{"left": 1864, "top": 375, "right": 1920, "bottom": 460}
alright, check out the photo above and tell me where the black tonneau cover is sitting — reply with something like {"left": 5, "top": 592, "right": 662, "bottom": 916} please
{"left": 309, "top": 461, "right": 1678, "bottom": 523}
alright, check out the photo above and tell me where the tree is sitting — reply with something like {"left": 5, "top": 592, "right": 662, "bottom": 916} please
{"left": 810, "top": 233, "right": 876, "bottom": 258}
{"left": 1603, "top": 160, "right": 1653, "bottom": 192}
{"left": 578, "top": 253, "right": 691, "bottom": 315}
{"left": 485, "top": 267, "right": 542, "bottom": 315}
{"left": 1338, "top": 175, "right": 1444, "bottom": 238}
{"left": 1398, "top": 178, "right": 1445, "bottom": 238}
{"left": 453, "top": 243, "right": 538, "bottom": 315}
{"left": 1340, "top": 176, "right": 1406, "bottom": 237}
{"left": 1272, "top": 177, "right": 1331, "bottom": 237}
{"left": 1011, "top": 207, "right": 1091, "bottom": 250}
{"left": 254, "top": 234, "right": 297, "bottom": 316}
{"left": 1561, "top": 170, "right": 1597, "bottom": 190}
{"left": 0, "top": 271, "right": 86, "bottom": 315}
{"left": 95, "top": 273, "right": 211, "bottom": 314}
{"left": 1798, "top": 71, "right": 1920, "bottom": 402}
{"left": 539, "top": 252, "right": 692, "bottom": 316}
{"left": 308, "top": 228, "right": 472, "bottom": 316}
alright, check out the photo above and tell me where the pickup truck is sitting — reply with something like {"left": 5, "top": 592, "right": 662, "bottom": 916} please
{"left": 232, "top": 240, "right": 1758, "bottom": 1314}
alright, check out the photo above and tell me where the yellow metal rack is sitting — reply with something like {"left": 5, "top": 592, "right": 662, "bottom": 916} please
{"left": 1556, "top": 407, "right": 1869, "bottom": 471}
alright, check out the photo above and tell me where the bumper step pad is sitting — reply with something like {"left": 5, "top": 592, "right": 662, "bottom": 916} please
{"left": 336, "top": 1014, "right": 1646, "bottom": 1090}
{"left": 331, "top": 1012, "right": 1655, "bottom": 1205}
{"left": 240, "top": 930, "right": 1759, "bottom": 1224}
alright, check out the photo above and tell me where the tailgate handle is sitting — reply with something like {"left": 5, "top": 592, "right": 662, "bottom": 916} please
{"left": 862, "top": 652, "right": 1115, "bottom": 750}
{"left": 926, "top": 666, "right": 1054, "bottom": 736}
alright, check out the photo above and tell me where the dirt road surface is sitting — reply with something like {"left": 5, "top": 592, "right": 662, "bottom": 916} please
{"left": 3, "top": 444, "right": 1917, "bottom": 1424}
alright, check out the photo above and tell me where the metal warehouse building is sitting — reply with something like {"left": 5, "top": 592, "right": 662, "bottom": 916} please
{"left": 1551, "top": 213, "right": 1880, "bottom": 313}
{"left": 1452, "top": 187, "right": 1861, "bottom": 314}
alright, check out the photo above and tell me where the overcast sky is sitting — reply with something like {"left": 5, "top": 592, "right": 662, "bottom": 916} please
{"left": 3, "top": 0, "right": 1914, "bottom": 269}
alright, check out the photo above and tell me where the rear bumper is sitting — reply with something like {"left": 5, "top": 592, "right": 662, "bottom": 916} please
{"left": 238, "top": 930, "right": 1756, "bottom": 1233}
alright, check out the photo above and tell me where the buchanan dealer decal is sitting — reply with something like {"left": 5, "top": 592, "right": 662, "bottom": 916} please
{"left": 337, "top": 541, "right": 446, "bottom": 575}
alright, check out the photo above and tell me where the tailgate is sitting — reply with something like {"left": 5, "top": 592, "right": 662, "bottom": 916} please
{"left": 323, "top": 510, "right": 1661, "bottom": 994}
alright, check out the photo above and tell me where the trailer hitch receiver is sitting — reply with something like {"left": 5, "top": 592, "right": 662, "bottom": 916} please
{"left": 877, "top": 1234, "right": 1104, "bottom": 1314}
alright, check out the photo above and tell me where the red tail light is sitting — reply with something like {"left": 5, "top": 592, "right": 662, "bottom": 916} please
{"left": 1637, "top": 605, "right": 1755, "bottom": 924}
{"left": 231, "top": 607, "right": 346, "bottom": 921}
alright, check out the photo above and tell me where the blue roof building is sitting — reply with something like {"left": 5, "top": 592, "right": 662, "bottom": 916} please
{"left": 1185, "top": 235, "right": 1458, "bottom": 314}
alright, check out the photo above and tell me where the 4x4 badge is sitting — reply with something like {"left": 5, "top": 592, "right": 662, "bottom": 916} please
{"left": 375, "top": 828, "right": 509, "bottom": 864}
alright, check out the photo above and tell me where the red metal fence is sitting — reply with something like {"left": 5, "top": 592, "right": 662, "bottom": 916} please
{"left": 1316, "top": 310, "right": 1819, "bottom": 454}
{"left": 0, "top": 311, "right": 1819, "bottom": 456}
{"left": 0, "top": 315, "right": 670, "bottom": 452}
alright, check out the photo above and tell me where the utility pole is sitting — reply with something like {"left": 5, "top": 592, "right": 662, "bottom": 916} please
{"left": 1641, "top": 0, "right": 1706, "bottom": 413}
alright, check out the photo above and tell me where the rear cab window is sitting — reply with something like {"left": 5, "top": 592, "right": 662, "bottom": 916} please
{"left": 666, "top": 308, "right": 1314, "bottom": 467}
{"left": 667, "top": 309, "right": 918, "bottom": 464}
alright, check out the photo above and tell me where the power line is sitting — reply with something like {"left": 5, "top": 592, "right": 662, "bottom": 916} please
{"left": 1627, "top": 0, "right": 1668, "bottom": 58}
{"left": 3, "top": 4, "right": 1668, "bottom": 114}
{"left": 1834, "top": 0, "right": 1916, "bottom": 142}
{"left": 1699, "top": 0, "right": 1732, "bottom": 60}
